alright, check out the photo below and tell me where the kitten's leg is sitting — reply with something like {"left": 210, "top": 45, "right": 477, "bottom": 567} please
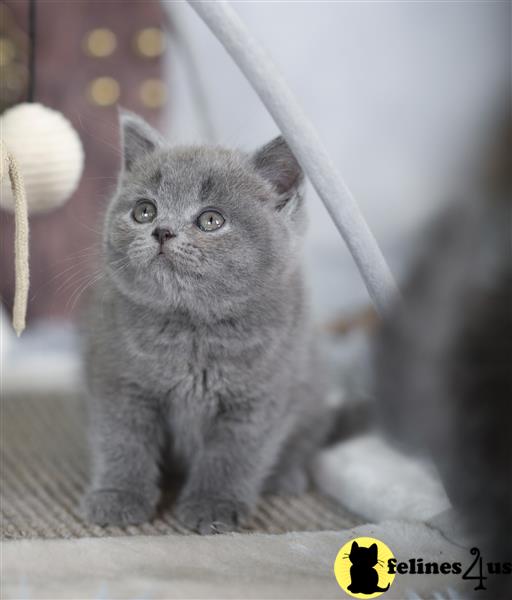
{"left": 175, "top": 409, "right": 285, "bottom": 534}
{"left": 264, "top": 464, "right": 308, "bottom": 496}
{"left": 263, "top": 413, "right": 324, "bottom": 495}
{"left": 82, "top": 392, "right": 164, "bottom": 527}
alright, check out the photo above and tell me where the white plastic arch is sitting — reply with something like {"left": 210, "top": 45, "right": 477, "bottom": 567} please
{"left": 187, "top": 0, "right": 400, "bottom": 315}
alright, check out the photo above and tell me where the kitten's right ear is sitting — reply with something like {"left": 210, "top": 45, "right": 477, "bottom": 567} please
{"left": 119, "top": 109, "right": 164, "bottom": 171}
{"left": 351, "top": 541, "right": 359, "bottom": 551}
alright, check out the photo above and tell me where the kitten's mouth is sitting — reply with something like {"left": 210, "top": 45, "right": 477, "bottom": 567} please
{"left": 151, "top": 249, "right": 176, "bottom": 269}
{"left": 154, "top": 247, "right": 170, "bottom": 258}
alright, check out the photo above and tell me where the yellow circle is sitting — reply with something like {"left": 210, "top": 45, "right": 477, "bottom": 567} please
{"left": 334, "top": 536, "right": 396, "bottom": 598}
{"left": 88, "top": 76, "right": 120, "bottom": 106}
{"left": 134, "top": 27, "right": 166, "bottom": 58}
{"left": 139, "top": 78, "right": 167, "bottom": 108}
{"left": 83, "top": 28, "right": 117, "bottom": 58}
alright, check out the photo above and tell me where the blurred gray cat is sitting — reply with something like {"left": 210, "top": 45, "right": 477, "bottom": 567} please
{"left": 81, "top": 111, "right": 334, "bottom": 534}
{"left": 374, "top": 113, "right": 511, "bottom": 597}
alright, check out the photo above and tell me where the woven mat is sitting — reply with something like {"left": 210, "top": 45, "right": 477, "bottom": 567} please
{"left": 1, "top": 393, "right": 361, "bottom": 540}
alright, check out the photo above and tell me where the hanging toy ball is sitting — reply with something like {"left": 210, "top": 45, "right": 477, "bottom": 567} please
{"left": 0, "top": 103, "right": 84, "bottom": 214}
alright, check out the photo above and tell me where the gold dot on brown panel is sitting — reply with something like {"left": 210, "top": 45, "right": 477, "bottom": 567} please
{"left": 3, "top": 64, "right": 27, "bottom": 92}
{"left": 88, "top": 76, "right": 120, "bottom": 107}
{"left": 1, "top": 63, "right": 27, "bottom": 104}
{"left": 83, "top": 28, "right": 117, "bottom": 58}
{"left": 139, "top": 79, "right": 167, "bottom": 109}
{"left": 134, "top": 28, "right": 166, "bottom": 59}
{"left": 0, "top": 37, "right": 16, "bottom": 66}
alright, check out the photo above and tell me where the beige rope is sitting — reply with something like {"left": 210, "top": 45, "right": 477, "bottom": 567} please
{"left": 0, "top": 140, "right": 29, "bottom": 336}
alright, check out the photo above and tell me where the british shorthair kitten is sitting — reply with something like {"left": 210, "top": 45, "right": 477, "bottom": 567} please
{"left": 81, "top": 111, "right": 333, "bottom": 534}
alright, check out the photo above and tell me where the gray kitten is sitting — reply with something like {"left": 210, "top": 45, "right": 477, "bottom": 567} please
{"left": 81, "top": 111, "right": 333, "bottom": 534}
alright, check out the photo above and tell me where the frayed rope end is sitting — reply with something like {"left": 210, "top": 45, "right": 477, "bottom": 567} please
{"left": 0, "top": 140, "right": 30, "bottom": 337}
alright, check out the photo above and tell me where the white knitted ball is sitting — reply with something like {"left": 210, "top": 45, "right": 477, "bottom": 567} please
{"left": 0, "top": 103, "right": 84, "bottom": 214}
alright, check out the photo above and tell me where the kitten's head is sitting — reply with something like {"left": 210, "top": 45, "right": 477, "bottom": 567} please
{"left": 349, "top": 542, "right": 378, "bottom": 567}
{"left": 103, "top": 111, "right": 306, "bottom": 317}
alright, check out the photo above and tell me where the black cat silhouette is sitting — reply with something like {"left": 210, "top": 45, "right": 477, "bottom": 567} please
{"left": 347, "top": 541, "right": 390, "bottom": 594}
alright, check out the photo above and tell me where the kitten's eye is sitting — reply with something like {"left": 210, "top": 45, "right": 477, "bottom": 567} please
{"left": 132, "top": 200, "right": 157, "bottom": 223}
{"left": 196, "top": 210, "right": 225, "bottom": 232}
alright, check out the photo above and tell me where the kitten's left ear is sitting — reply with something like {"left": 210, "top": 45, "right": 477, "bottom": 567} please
{"left": 253, "top": 136, "right": 304, "bottom": 213}
{"left": 119, "top": 109, "right": 164, "bottom": 172}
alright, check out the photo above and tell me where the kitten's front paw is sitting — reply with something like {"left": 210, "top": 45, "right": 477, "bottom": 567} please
{"left": 175, "top": 497, "right": 249, "bottom": 535}
{"left": 82, "top": 489, "right": 155, "bottom": 527}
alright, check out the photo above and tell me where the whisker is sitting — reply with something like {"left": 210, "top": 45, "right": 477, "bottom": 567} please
{"left": 53, "top": 245, "right": 102, "bottom": 264}
{"left": 69, "top": 259, "right": 132, "bottom": 311}
{"left": 55, "top": 266, "right": 100, "bottom": 290}
{"left": 68, "top": 212, "right": 103, "bottom": 235}
{"left": 58, "top": 274, "right": 100, "bottom": 301}
{"left": 53, "top": 253, "right": 102, "bottom": 266}
{"left": 30, "top": 262, "right": 88, "bottom": 301}
{"left": 108, "top": 260, "right": 131, "bottom": 275}
{"left": 68, "top": 272, "right": 106, "bottom": 311}
{"left": 31, "top": 257, "right": 103, "bottom": 301}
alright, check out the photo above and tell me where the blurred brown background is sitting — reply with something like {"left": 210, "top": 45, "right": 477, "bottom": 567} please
{"left": 0, "top": 0, "right": 168, "bottom": 321}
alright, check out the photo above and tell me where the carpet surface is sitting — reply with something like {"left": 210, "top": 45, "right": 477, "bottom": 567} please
{"left": 1, "top": 393, "right": 361, "bottom": 540}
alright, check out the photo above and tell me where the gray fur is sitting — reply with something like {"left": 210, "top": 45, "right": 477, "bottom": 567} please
{"left": 81, "top": 111, "right": 329, "bottom": 534}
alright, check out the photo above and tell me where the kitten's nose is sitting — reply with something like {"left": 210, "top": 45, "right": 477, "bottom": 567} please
{"left": 152, "top": 227, "right": 175, "bottom": 245}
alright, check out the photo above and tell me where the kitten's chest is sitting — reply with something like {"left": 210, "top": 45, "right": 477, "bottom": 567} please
{"left": 122, "top": 315, "right": 231, "bottom": 397}
{"left": 125, "top": 319, "right": 234, "bottom": 465}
